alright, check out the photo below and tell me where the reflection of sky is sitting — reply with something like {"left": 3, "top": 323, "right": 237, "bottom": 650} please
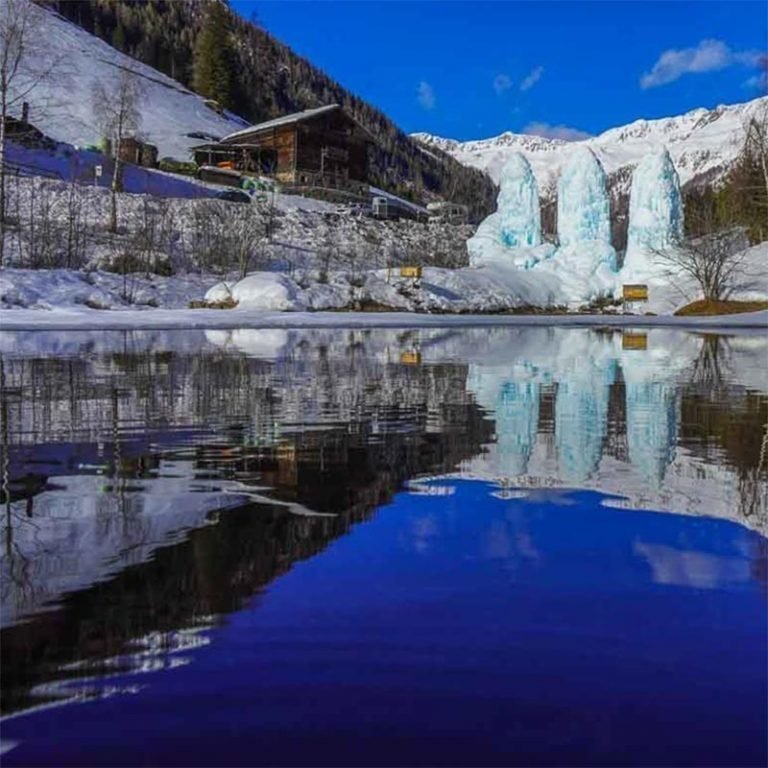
{"left": 3, "top": 479, "right": 765, "bottom": 768}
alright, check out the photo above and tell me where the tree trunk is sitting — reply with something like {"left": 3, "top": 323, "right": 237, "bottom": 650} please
{"left": 0, "top": 92, "right": 6, "bottom": 268}
{"left": 110, "top": 154, "right": 121, "bottom": 233}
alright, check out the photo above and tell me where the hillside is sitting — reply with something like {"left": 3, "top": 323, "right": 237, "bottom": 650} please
{"left": 40, "top": 0, "right": 497, "bottom": 218}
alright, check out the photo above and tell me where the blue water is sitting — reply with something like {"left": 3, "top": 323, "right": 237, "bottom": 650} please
{"left": 4, "top": 479, "right": 765, "bottom": 767}
{"left": 2, "top": 327, "right": 767, "bottom": 766}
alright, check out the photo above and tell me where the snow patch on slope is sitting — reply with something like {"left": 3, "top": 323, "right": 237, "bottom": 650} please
{"left": 14, "top": 3, "right": 247, "bottom": 160}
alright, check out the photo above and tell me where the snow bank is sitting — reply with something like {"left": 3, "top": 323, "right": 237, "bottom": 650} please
{"left": 0, "top": 268, "right": 215, "bottom": 311}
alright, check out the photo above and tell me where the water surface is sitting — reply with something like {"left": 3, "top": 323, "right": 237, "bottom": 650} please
{"left": 1, "top": 327, "right": 766, "bottom": 766}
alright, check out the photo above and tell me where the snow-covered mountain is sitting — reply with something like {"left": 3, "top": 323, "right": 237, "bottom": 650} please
{"left": 412, "top": 97, "right": 768, "bottom": 190}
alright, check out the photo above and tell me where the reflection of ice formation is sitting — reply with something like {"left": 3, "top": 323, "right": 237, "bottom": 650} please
{"left": 554, "top": 359, "right": 616, "bottom": 482}
{"left": 624, "top": 380, "right": 678, "bottom": 486}
{"left": 495, "top": 380, "right": 540, "bottom": 476}
{"left": 623, "top": 148, "right": 684, "bottom": 281}
{"left": 463, "top": 329, "right": 719, "bottom": 496}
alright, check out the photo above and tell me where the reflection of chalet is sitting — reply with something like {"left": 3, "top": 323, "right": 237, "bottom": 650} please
{"left": 193, "top": 104, "right": 372, "bottom": 199}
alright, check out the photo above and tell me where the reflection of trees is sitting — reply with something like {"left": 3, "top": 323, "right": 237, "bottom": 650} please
{"left": 688, "top": 334, "right": 727, "bottom": 394}
{"left": 1, "top": 345, "right": 492, "bottom": 717}
{"left": 680, "top": 385, "right": 767, "bottom": 525}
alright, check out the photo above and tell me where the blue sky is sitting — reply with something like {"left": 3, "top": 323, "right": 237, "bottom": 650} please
{"left": 231, "top": 1, "right": 768, "bottom": 141}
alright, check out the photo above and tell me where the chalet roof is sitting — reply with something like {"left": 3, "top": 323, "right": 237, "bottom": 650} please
{"left": 220, "top": 104, "right": 374, "bottom": 143}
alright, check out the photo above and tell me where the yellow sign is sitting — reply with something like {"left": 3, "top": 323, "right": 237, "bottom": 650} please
{"left": 623, "top": 284, "right": 649, "bottom": 301}
{"left": 400, "top": 350, "right": 422, "bottom": 365}
{"left": 400, "top": 266, "right": 422, "bottom": 279}
{"left": 622, "top": 332, "right": 648, "bottom": 351}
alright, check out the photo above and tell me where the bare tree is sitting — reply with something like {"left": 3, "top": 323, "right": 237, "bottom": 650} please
{"left": 92, "top": 68, "right": 144, "bottom": 233}
{"left": 653, "top": 227, "right": 760, "bottom": 302}
{"left": 0, "top": 0, "right": 58, "bottom": 264}
{"left": 62, "top": 176, "right": 88, "bottom": 269}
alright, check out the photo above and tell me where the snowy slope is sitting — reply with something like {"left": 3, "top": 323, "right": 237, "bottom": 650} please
{"left": 15, "top": 3, "right": 247, "bottom": 160}
{"left": 413, "top": 97, "right": 768, "bottom": 189}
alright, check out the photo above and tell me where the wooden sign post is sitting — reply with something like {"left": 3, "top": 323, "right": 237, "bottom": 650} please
{"left": 400, "top": 266, "right": 422, "bottom": 279}
{"left": 622, "top": 284, "right": 648, "bottom": 314}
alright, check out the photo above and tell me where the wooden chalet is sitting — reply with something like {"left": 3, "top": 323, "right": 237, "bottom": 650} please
{"left": 193, "top": 104, "right": 372, "bottom": 199}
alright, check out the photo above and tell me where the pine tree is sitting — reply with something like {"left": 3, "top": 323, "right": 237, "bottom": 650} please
{"left": 192, "top": 1, "right": 236, "bottom": 109}
{"left": 111, "top": 21, "right": 125, "bottom": 51}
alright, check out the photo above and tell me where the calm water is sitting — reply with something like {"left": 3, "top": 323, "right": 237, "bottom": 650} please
{"left": 1, "top": 326, "right": 766, "bottom": 767}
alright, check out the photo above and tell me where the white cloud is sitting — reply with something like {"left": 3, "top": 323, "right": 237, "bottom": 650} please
{"left": 523, "top": 121, "right": 592, "bottom": 142}
{"left": 493, "top": 73, "right": 512, "bottom": 95}
{"left": 417, "top": 80, "right": 436, "bottom": 110}
{"left": 640, "top": 39, "right": 765, "bottom": 89}
{"left": 743, "top": 54, "right": 768, "bottom": 93}
{"left": 520, "top": 66, "right": 544, "bottom": 92}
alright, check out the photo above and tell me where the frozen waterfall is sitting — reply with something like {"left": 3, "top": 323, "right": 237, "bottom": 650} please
{"left": 555, "top": 147, "right": 617, "bottom": 274}
{"left": 498, "top": 154, "right": 542, "bottom": 249}
{"left": 467, "top": 153, "right": 552, "bottom": 269}
{"left": 623, "top": 148, "right": 684, "bottom": 281}
{"left": 557, "top": 147, "right": 612, "bottom": 248}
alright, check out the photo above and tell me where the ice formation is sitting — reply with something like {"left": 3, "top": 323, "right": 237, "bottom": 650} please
{"left": 557, "top": 147, "right": 611, "bottom": 247}
{"left": 468, "top": 153, "right": 553, "bottom": 269}
{"left": 623, "top": 148, "right": 684, "bottom": 281}
{"left": 468, "top": 146, "right": 619, "bottom": 303}
{"left": 497, "top": 154, "right": 542, "bottom": 248}
{"left": 554, "top": 147, "right": 617, "bottom": 273}
{"left": 528, "top": 147, "right": 618, "bottom": 301}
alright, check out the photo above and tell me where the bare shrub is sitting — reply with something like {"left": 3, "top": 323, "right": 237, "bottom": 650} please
{"left": 17, "top": 179, "right": 57, "bottom": 267}
{"left": 653, "top": 227, "right": 760, "bottom": 302}
{"left": 129, "top": 196, "right": 175, "bottom": 276}
{"left": 184, "top": 199, "right": 269, "bottom": 277}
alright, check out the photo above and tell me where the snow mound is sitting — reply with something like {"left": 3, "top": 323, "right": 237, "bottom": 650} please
{"left": 229, "top": 273, "right": 306, "bottom": 311}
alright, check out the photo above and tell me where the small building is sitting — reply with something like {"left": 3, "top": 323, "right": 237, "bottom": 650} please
{"left": 192, "top": 104, "right": 372, "bottom": 199}
{"left": 118, "top": 136, "right": 158, "bottom": 168}
{"left": 371, "top": 193, "right": 428, "bottom": 222}
{"left": 427, "top": 201, "right": 469, "bottom": 224}
{"left": 2, "top": 105, "right": 54, "bottom": 151}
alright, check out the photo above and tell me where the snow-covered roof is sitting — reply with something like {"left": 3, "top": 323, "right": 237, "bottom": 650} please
{"left": 221, "top": 104, "right": 342, "bottom": 143}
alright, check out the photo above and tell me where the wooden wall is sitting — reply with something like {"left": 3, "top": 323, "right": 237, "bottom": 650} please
{"left": 217, "top": 109, "right": 369, "bottom": 186}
